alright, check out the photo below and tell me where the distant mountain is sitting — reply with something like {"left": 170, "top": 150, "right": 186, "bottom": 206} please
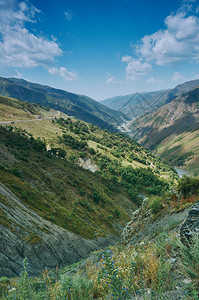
{"left": 101, "top": 80, "right": 199, "bottom": 120}
{"left": 165, "top": 80, "right": 199, "bottom": 104}
{"left": 101, "top": 90, "right": 169, "bottom": 119}
{"left": 0, "top": 77, "right": 129, "bottom": 131}
{"left": 130, "top": 85, "right": 199, "bottom": 176}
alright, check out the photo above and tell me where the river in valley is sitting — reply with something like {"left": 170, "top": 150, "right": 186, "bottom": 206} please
{"left": 175, "top": 167, "right": 190, "bottom": 178}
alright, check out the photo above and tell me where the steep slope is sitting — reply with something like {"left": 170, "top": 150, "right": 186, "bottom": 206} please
{"left": 165, "top": 79, "right": 199, "bottom": 104}
{"left": 0, "top": 182, "right": 114, "bottom": 277}
{"left": 4, "top": 177, "right": 199, "bottom": 298}
{"left": 130, "top": 87, "right": 199, "bottom": 176}
{"left": 101, "top": 90, "right": 169, "bottom": 119}
{"left": 0, "top": 96, "right": 178, "bottom": 276}
{"left": 0, "top": 126, "right": 133, "bottom": 276}
{"left": 101, "top": 80, "right": 199, "bottom": 121}
{"left": 0, "top": 77, "right": 129, "bottom": 131}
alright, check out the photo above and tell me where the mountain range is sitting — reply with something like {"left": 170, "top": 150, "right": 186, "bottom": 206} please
{"left": 101, "top": 80, "right": 199, "bottom": 120}
{"left": 0, "top": 77, "right": 129, "bottom": 132}
{"left": 0, "top": 75, "right": 199, "bottom": 300}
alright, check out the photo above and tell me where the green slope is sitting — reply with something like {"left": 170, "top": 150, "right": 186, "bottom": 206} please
{"left": 130, "top": 87, "right": 199, "bottom": 176}
{"left": 0, "top": 77, "right": 129, "bottom": 131}
{"left": 0, "top": 96, "right": 179, "bottom": 241}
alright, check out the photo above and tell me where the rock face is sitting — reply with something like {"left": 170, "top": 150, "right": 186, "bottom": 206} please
{"left": 0, "top": 182, "right": 116, "bottom": 277}
{"left": 180, "top": 200, "right": 199, "bottom": 244}
{"left": 121, "top": 198, "right": 191, "bottom": 245}
{"left": 78, "top": 158, "right": 98, "bottom": 172}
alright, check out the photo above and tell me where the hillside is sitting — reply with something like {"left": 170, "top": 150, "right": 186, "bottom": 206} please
{"left": 0, "top": 96, "right": 178, "bottom": 276}
{"left": 101, "top": 80, "right": 199, "bottom": 120}
{"left": 130, "top": 86, "right": 199, "bottom": 176}
{"left": 101, "top": 90, "right": 169, "bottom": 119}
{"left": 2, "top": 175, "right": 199, "bottom": 299}
{"left": 0, "top": 77, "right": 129, "bottom": 131}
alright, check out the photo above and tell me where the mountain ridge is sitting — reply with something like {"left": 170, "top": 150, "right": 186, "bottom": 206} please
{"left": 101, "top": 80, "right": 199, "bottom": 120}
{"left": 0, "top": 77, "right": 129, "bottom": 132}
{"left": 129, "top": 85, "right": 199, "bottom": 176}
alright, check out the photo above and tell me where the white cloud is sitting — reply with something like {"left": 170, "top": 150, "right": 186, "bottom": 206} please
{"left": 135, "top": 8, "right": 199, "bottom": 66}
{"left": 122, "top": 56, "right": 152, "bottom": 80}
{"left": 0, "top": 0, "right": 62, "bottom": 68}
{"left": 172, "top": 71, "right": 184, "bottom": 82}
{"left": 146, "top": 77, "right": 164, "bottom": 84}
{"left": 48, "top": 67, "right": 78, "bottom": 81}
{"left": 64, "top": 9, "right": 74, "bottom": 21}
{"left": 106, "top": 73, "right": 117, "bottom": 84}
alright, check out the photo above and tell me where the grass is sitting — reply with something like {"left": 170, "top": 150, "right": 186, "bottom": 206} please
{"left": 0, "top": 97, "right": 180, "bottom": 242}
{"left": 0, "top": 96, "right": 178, "bottom": 182}
{"left": 0, "top": 126, "right": 134, "bottom": 240}
{"left": 3, "top": 232, "right": 199, "bottom": 299}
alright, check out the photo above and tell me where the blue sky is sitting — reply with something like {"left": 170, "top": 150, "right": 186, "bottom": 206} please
{"left": 0, "top": 0, "right": 199, "bottom": 100}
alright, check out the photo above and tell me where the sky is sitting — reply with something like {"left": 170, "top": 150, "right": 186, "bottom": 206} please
{"left": 0, "top": 0, "right": 199, "bottom": 100}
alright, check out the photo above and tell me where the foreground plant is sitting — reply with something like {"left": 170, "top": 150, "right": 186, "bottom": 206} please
{"left": 7, "top": 258, "right": 33, "bottom": 300}
{"left": 172, "top": 233, "right": 199, "bottom": 297}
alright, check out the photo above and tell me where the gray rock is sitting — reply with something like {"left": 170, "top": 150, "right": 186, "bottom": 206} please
{"left": 180, "top": 200, "right": 199, "bottom": 244}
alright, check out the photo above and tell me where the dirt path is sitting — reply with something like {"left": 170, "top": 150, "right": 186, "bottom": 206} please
{"left": 0, "top": 112, "right": 64, "bottom": 125}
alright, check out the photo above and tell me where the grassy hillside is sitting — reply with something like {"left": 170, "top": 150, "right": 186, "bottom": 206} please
{"left": 130, "top": 87, "right": 199, "bottom": 176}
{"left": 0, "top": 95, "right": 67, "bottom": 122}
{"left": 2, "top": 177, "right": 199, "bottom": 299}
{"left": 0, "top": 77, "right": 129, "bottom": 131}
{"left": 0, "top": 125, "right": 133, "bottom": 240}
{"left": 101, "top": 90, "right": 169, "bottom": 119}
{"left": 101, "top": 80, "right": 199, "bottom": 122}
{"left": 0, "top": 96, "right": 178, "bottom": 241}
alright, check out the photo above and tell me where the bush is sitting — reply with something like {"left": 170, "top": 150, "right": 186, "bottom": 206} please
{"left": 0, "top": 276, "right": 10, "bottom": 297}
{"left": 149, "top": 197, "right": 164, "bottom": 214}
{"left": 92, "top": 190, "right": 101, "bottom": 204}
{"left": 7, "top": 258, "right": 33, "bottom": 300}
{"left": 177, "top": 175, "right": 199, "bottom": 198}
{"left": 58, "top": 274, "right": 93, "bottom": 299}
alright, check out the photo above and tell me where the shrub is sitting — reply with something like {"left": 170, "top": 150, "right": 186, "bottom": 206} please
{"left": 58, "top": 273, "right": 93, "bottom": 299}
{"left": 0, "top": 276, "right": 10, "bottom": 297}
{"left": 149, "top": 197, "right": 164, "bottom": 214}
{"left": 177, "top": 175, "right": 199, "bottom": 198}
{"left": 7, "top": 258, "right": 33, "bottom": 300}
{"left": 92, "top": 190, "right": 101, "bottom": 204}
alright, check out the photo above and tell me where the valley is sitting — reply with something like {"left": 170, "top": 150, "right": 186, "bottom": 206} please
{"left": 1, "top": 0, "right": 199, "bottom": 298}
{"left": 0, "top": 79, "right": 198, "bottom": 299}
{"left": 107, "top": 80, "right": 199, "bottom": 177}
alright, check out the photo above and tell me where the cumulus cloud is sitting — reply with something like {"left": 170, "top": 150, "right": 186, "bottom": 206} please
{"left": 122, "top": 56, "right": 152, "bottom": 80}
{"left": 146, "top": 77, "right": 164, "bottom": 84}
{"left": 172, "top": 71, "right": 184, "bottom": 82}
{"left": 64, "top": 9, "right": 74, "bottom": 21}
{"left": 122, "top": 0, "right": 199, "bottom": 81}
{"left": 135, "top": 5, "right": 199, "bottom": 65}
{"left": 0, "top": 0, "right": 62, "bottom": 68}
{"left": 48, "top": 67, "right": 78, "bottom": 81}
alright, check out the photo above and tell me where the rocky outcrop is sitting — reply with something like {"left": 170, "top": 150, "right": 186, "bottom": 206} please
{"left": 78, "top": 158, "right": 98, "bottom": 172}
{"left": 180, "top": 200, "right": 199, "bottom": 244}
{"left": 121, "top": 198, "right": 191, "bottom": 245}
{"left": 0, "top": 182, "right": 116, "bottom": 277}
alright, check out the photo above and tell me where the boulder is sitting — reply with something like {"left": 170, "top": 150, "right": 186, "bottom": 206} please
{"left": 180, "top": 201, "right": 199, "bottom": 244}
